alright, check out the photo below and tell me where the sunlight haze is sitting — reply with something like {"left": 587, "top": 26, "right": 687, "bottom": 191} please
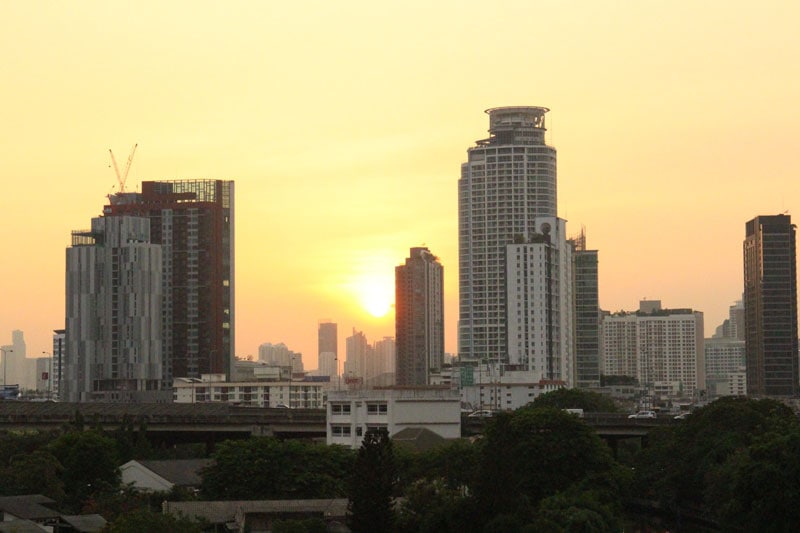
{"left": 2, "top": 1, "right": 799, "bottom": 367}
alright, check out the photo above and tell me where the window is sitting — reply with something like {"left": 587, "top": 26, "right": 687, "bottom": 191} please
{"left": 331, "top": 403, "right": 351, "bottom": 415}
{"left": 367, "top": 403, "right": 388, "bottom": 415}
{"left": 331, "top": 425, "right": 352, "bottom": 437}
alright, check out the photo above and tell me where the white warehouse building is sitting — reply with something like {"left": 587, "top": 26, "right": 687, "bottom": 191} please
{"left": 326, "top": 387, "right": 461, "bottom": 449}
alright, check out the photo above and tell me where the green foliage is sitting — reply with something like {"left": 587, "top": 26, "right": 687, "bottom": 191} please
{"left": 47, "top": 430, "right": 120, "bottom": 509}
{"left": 0, "top": 449, "right": 65, "bottom": 501}
{"left": 532, "top": 488, "right": 623, "bottom": 532}
{"left": 395, "top": 437, "right": 480, "bottom": 494}
{"left": 201, "top": 437, "right": 354, "bottom": 500}
{"left": 474, "top": 407, "right": 624, "bottom": 524}
{"left": 707, "top": 426, "right": 800, "bottom": 532}
{"left": 395, "top": 478, "right": 474, "bottom": 533}
{"left": 104, "top": 508, "right": 204, "bottom": 533}
{"left": 347, "top": 429, "right": 396, "bottom": 533}
{"left": 632, "top": 396, "right": 798, "bottom": 515}
{"left": 530, "top": 387, "right": 619, "bottom": 413}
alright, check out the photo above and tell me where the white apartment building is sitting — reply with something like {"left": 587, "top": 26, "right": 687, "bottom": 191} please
{"left": 173, "top": 374, "right": 326, "bottom": 408}
{"left": 705, "top": 338, "right": 746, "bottom": 392}
{"left": 459, "top": 106, "right": 559, "bottom": 364}
{"left": 326, "top": 387, "right": 461, "bottom": 449}
{"left": 506, "top": 218, "right": 574, "bottom": 385}
{"left": 601, "top": 300, "right": 705, "bottom": 398}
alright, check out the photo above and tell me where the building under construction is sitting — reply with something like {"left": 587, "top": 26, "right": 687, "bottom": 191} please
{"left": 105, "top": 179, "right": 235, "bottom": 386}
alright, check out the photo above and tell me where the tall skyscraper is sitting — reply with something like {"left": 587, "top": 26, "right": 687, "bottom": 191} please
{"left": 506, "top": 219, "right": 573, "bottom": 383}
{"left": 105, "top": 179, "right": 235, "bottom": 384}
{"left": 743, "top": 215, "right": 798, "bottom": 396}
{"left": 64, "top": 216, "right": 164, "bottom": 402}
{"left": 459, "top": 106, "right": 558, "bottom": 365}
{"left": 395, "top": 247, "right": 444, "bottom": 386}
{"left": 318, "top": 320, "right": 338, "bottom": 378}
{"left": 571, "top": 230, "right": 600, "bottom": 388}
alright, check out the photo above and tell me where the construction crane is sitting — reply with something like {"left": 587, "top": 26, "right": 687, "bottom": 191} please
{"left": 109, "top": 143, "right": 138, "bottom": 194}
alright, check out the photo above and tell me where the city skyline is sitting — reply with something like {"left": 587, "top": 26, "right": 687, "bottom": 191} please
{"left": 2, "top": 2, "right": 799, "bottom": 366}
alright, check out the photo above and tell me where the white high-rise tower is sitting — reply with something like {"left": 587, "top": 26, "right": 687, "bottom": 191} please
{"left": 459, "top": 106, "right": 563, "bottom": 368}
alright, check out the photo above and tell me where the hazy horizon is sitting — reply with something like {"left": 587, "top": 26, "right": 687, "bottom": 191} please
{"left": 2, "top": 1, "right": 798, "bottom": 368}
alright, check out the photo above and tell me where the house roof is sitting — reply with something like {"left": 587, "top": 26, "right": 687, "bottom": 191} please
{"left": 392, "top": 427, "right": 449, "bottom": 452}
{"left": 163, "top": 500, "right": 240, "bottom": 524}
{"left": 127, "top": 459, "right": 212, "bottom": 487}
{"left": 0, "top": 494, "right": 60, "bottom": 520}
{"left": 60, "top": 514, "right": 108, "bottom": 532}
{"left": 0, "top": 519, "right": 49, "bottom": 532}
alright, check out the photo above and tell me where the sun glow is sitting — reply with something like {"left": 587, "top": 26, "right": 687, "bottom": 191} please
{"left": 356, "top": 275, "right": 394, "bottom": 318}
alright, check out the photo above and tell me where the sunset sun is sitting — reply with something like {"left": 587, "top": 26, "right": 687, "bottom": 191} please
{"left": 356, "top": 275, "right": 394, "bottom": 318}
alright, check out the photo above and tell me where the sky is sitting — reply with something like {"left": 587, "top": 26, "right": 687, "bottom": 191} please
{"left": 2, "top": 1, "right": 799, "bottom": 369}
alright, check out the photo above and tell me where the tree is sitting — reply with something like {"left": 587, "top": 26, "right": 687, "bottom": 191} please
{"left": 347, "top": 429, "right": 396, "bottom": 533}
{"left": 473, "top": 407, "right": 625, "bottom": 525}
{"left": 201, "top": 437, "right": 354, "bottom": 500}
{"left": 0, "top": 449, "right": 64, "bottom": 501}
{"left": 530, "top": 387, "right": 619, "bottom": 413}
{"left": 47, "top": 430, "right": 120, "bottom": 509}
{"left": 707, "top": 427, "right": 800, "bottom": 532}
{"left": 633, "top": 396, "right": 798, "bottom": 514}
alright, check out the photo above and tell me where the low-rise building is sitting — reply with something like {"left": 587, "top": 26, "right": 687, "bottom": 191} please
{"left": 326, "top": 387, "right": 460, "bottom": 449}
{"left": 173, "top": 374, "right": 327, "bottom": 408}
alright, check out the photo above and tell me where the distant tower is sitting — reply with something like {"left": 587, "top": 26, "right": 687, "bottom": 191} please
{"left": 395, "top": 247, "right": 444, "bottom": 386}
{"left": 52, "top": 329, "right": 65, "bottom": 400}
{"left": 459, "top": 106, "right": 558, "bottom": 364}
{"left": 65, "top": 216, "right": 163, "bottom": 402}
{"left": 318, "top": 320, "right": 338, "bottom": 378}
{"left": 571, "top": 229, "right": 600, "bottom": 388}
{"left": 743, "top": 215, "right": 799, "bottom": 396}
{"left": 345, "top": 329, "right": 371, "bottom": 382}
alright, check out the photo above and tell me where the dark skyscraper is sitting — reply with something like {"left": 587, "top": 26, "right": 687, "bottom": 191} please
{"left": 395, "top": 247, "right": 444, "bottom": 386}
{"left": 743, "top": 214, "right": 798, "bottom": 396}
{"left": 571, "top": 230, "right": 600, "bottom": 388}
{"left": 105, "top": 180, "right": 235, "bottom": 385}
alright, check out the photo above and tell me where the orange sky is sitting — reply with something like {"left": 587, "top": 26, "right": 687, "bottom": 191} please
{"left": 2, "top": 2, "right": 799, "bottom": 368}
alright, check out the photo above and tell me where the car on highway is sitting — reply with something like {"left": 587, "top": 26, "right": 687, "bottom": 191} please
{"left": 628, "top": 410, "right": 657, "bottom": 419}
{"left": 673, "top": 412, "right": 691, "bottom": 420}
{"left": 467, "top": 409, "right": 494, "bottom": 418}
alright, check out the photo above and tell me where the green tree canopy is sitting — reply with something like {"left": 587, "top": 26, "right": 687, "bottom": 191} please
{"left": 530, "top": 387, "right": 619, "bottom": 413}
{"left": 347, "top": 429, "right": 396, "bottom": 533}
{"left": 473, "top": 407, "right": 625, "bottom": 524}
{"left": 201, "top": 437, "right": 354, "bottom": 500}
{"left": 632, "top": 396, "right": 799, "bottom": 521}
{"left": 46, "top": 430, "right": 120, "bottom": 509}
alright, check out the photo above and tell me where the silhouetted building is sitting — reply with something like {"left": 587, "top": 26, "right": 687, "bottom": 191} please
{"left": 52, "top": 329, "right": 65, "bottom": 400}
{"left": 105, "top": 180, "right": 235, "bottom": 384}
{"left": 459, "top": 106, "right": 558, "bottom": 364}
{"left": 318, "top": 320, "right": 338, "bottom": 378}
{"left": 571, "top": 230, "right": 600, "bottom": 388}
{"left": 395, "top": 247, "right": 444, "bottom": 386}
{"left": 743, "top": 214, "right": 798, "bottom": 396}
